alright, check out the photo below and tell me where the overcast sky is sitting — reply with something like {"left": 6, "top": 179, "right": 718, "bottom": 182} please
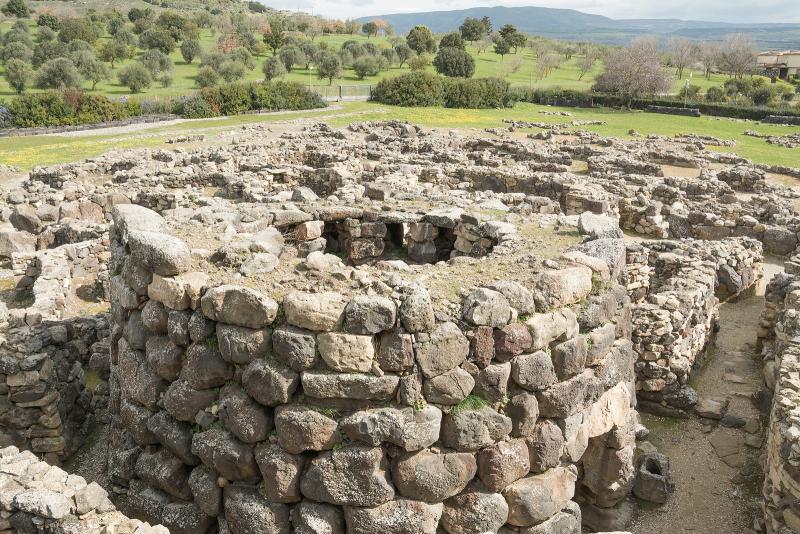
{"left": 266, "top": 0, "right": 800, "bottom": 24}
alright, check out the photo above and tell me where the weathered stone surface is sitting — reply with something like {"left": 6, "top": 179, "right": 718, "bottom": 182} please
{"left": 551, "top": 336, "right": 587, "bottom": 380}
{"left": 218, "top": 383, "right": 273, "bottom": 443}
{"left": 494, "top": 324, "right": 533, "bottom": 362}
{"left": 472, "top": 362, "right": 511, "bottom": 404}
{"left": 345, "top": 296, "right": 397, "bottom": 334}
{"left": 241, "top": 358, "right": 299, "bottom": 407}
{"left": 477, "top": 439, "right": 531, "bottom": 492}
{"left": 302, "top": 372, "right": 399, "bottom": 401}
{"left": 462, "top": 288, "right": 512, "bottom": 327}
{"left": 13, "top": 490, "right": 72, "bottom": 519}
{"left": 300, "top": 445, "right": 395, "bottom": 507}
{"left": 502, "top": 467, "right": 577, "bottom": 527}
{"left": 511, "top": 351, "right": 558, "bottom": 391}
{"left": 274, "top": 405, "right": 341, "bottom": 454}
{"left": 527, "top": 420, "right": 565, "bottom": 473}
{"left": 441, "top": 407, "right": 512, "bottom": 451}
{"left": 340, "top": 405, "right": 441, "bottom": 451}
{"left": 526, "top": 309, "right": 578, "bottom": 350}
{"left": 291, "top": 501, "right": 344, "bottom": 534}
{"left": 578, "top": 212, "right": 623, "bottom": 240}
{"left": 344, "top": 499, "right": 443, "bottom": 534}
{"left": 135, "top": 448, "right": 192, "bottom": 500}
{"left": 128, "top": 230, "right": 191, "bottom": 276}
{"left": 377, "top": 331, "right": 415, "bottom": 372}
{"left": 145, "top": 336, "right": 183, "bottom": 381}
{"left": 400, "top": 287, "right": 435, "bottom": 333}
{"left": 162, "top": 379, "right": 216, "bottom": 422}
{"left": 147, "top": 410, "right": 199, "bottom": 465}
{"left": 488, "top": 280, "right": 536, "bottom": 315}
{"left": 423, "top": 367, "right": 475, "bottom": 405}
{"left": 161, "top": 502, "right": 214, "bottom": 534}
{"left": 255, "top": 443, "right": 306, "bottom": 503}
{"left": 224, "top": 485, "right": 290, "bottom": 534}
{"left": 440, "top": 482, "right": 509, "bottom": 534}
{"left": 272, "top": 325, "right": 317, "bottom": 371}
{"left": 284, "top": 291, "right": 347, "bottom": 331}
{"left": 191, "top": 428, "right": 260, "bottom": 482}
{"left": 189, "top": 465, "right": 222, "bottom": 517}
{"left": 506, "top": 392, "right": 540, "bottom": 438}
{"left": 520, "top": 501, "right": 581, "bottom": 534}
{"left": 216, "top": 324, "right": 269, "bottom": 364}
{"left": 415, "top": 322, "right": 469, "bottom": 378}
{"left": 318, "top": 333, "right": 375, "bottom": 373}
{"left": 392, "top": 450, "right": 476, "bottom": 502}
{"left": 536, "top": 369, "right": 600, "bottom": 418}
{"left": 201, "top": 285, "right": 278, "bottom": 329}
{"left": 182, "top": 342, "right": 233, "bottom": 390}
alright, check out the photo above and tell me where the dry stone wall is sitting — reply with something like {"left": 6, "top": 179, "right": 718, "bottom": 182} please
{"left": 107, "top": 204, "right": 638, "bottom": 534}
{"left": 628, "top": 238, "right": 763, "bottom": 415}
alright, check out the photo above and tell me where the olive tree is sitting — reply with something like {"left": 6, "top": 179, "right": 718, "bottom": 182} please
{"left": 4, "top": 58, "right": 30, "bottom": 93}
{"left": 118, "top": 62, "right": 152, "bottom": 92}
{"left": 180, "top": 38, "right": 202, "bottom": 64}
{"left": 262, "top": 56, "right": 286, "bottom": 80}
{"left": 316, "top": 50, "right": 342, "bottom": 85}
{"left": 35, "top": 57, "right": 83, "bottom": 88}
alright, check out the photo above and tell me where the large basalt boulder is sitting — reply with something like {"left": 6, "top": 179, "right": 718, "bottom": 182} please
{"left": 191, "top": 428, "right": 260, "bottom": 482}
{"left": 201, "top": 285, "right": 278, "bottom": 329}
{"left": 291, "top": 501, "right": 344, "bottom": 534}
{"left": 216, "top": 324, "right": 270, "bottom": 365}
{"left": 161, "top": 502, "right": 214, "bottom": 534}
{"left": 392, "top": 450, "right": 476, "bottom": 502}
{"left": 399, "top": 287, "right": 435, "bottom": 333}
{"left": 134, "top": 448, "right": 192, "bottom": 500}
{"left": 283, "top": 291, "right": 347, "bottom": 331}
{"left": 274, "top": 405, "right": 341, "bottom": 454}
{"left": 423, "top": 367, "right": 475, "bottom": 405}
{"left": 477, "top": 439, "right": 530, "bottom": 492}
{"left": 502, "top": 467, "right": 577, "bottom": 527}
{"left": 218, "top": 383, "right": 273, "bottom": 444}
{"left": 272, "top": 325, "right": 318, "bottom": 371}
{"left": 318, "top": 333, "right": 376, "bottom": 373}
{"left": 511, "top": 351, "right": 558, "bottom": 392}
{"left": 343, "top": 499, "right": 443, "bottom": 534}
{"left": 340, "top": 405, "right": 441, "bottom": 451}
{"left": 441, "top": 407, "right": 512, "bottom": 451}
{"left": 440, "top": 482, "right": 509, "bottom": 534}
{"left": 188, "top": 465, "right": 221, "bottom": 517}
{"left": 301, "top": 372, "right": 399, "bottom": 401}
{"left": 462, "top": 288, "right": 512, "bottom": 327}
{"left": 146, "top": 411, "right": 199, "bottom": 465}
{"left": 182, "top": 342, "right": 233, "bottom": 390}
{"left": 345, "top": 295, "right": 397, "bottom": 334}
{"left": 128, "top": 231, "right": 191, "bottom": 276}
{"left": 162, "top": 379, "right": 216, "bottom": 422}
{"left": 224, "top": 485, "right": 290, "bottom": 534}
{"left": 533, "top": 265, "right": 593, "bottom": 311}
{"left": 255, "top": 443, "right": 306, "bottom": 503}
{"left": 241, "top": 359, "right": 299, "bottom": 407}
{"left": 415, "top": 322, "right": 469, "bottom": 378}
{"left": 300, "top": 445, "right": 395, "bottom": 507}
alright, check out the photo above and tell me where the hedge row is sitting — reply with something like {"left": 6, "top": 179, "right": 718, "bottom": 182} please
{"left": 511, "top": 87, "right": 800, "bottom": 121}
{"left": 371, "top": 72, "right": 514, "bottom": 109}
{"left": 0, "top": 81, "right": 326, "bottom": 128}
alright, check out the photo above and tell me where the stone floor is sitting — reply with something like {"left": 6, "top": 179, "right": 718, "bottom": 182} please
{"left": 628, "top": 259, "right": 784, "bottom": 534}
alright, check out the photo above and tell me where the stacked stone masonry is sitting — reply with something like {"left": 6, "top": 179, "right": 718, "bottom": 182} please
{"left": 107, "top": 204, "right": 638, "bottom": 534}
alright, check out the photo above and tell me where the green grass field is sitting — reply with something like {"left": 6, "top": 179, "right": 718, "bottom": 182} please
{"left": 0, "top": 20, "right": 790, "bottom": 100}
{"left": 0, "top": 101, "right": 797, "bottom": 170}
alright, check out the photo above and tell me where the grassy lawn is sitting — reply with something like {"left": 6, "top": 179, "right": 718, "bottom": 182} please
{"left": 0, "top": 101, "right": 797, "bottom": 170}
{"left": 0, "top": 21, "right": 792, "bottom": 100}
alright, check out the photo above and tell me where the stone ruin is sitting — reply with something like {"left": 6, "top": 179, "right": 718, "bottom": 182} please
{"left": 0, "top": 118, "right": 798, "bottom": 532}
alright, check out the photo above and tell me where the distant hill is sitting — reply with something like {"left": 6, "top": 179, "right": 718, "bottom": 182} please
{"left": 357, "top": 6, "right": 800, "bottom": 49}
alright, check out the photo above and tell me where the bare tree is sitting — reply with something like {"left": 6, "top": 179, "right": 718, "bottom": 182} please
{"left": 719, "top": 33, "right": 756, "bottom": 79}
{"left": 698, "top": 41, "right": 720, "bottom": 79}
{"left": 475, "top": 39, "right": 490, "bottom": 54}
{"left": 668, "top": 37, "right": 697, "bottom": 79}
{"left": 577, "top": 47, "right": 600, "bottom": 80}
{"left": 593, "top": 37, "right": 673, "bottom": 106}
{"left": 536, "top": 51, "right": 561, "bottom": 79}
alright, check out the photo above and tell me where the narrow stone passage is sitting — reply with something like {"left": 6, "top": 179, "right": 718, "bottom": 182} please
{"left": 629, "top": 259, "right": 785, "bottom": 534}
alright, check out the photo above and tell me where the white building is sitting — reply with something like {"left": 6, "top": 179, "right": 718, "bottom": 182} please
{"left": 757, "top": 50, "right": 800, "bottom": 80}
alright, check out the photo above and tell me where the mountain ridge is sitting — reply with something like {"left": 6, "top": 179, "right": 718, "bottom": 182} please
{"left": 356, "top": 6, "right": 800, "bottom": 48}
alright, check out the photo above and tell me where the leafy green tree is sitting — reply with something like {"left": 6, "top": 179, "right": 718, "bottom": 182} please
{"left": 316, "top": 50, "right": 342, "bottom": 85}
{"left": 78, "top": 56, "right": 109, "bottom": 89}
{"left": 37, "top": 14, "right": 60, "bottom": 31}
{"left": 459, "top": 17, "right": 485, "bottom": 43}
{"left": 362, "top": 21, "right": 379, "bottom": 38}
{"left": 139, "top": 49, "right": 172, "bottom": 77}
{"left": 195, "top": 65, "right": 219, "bottom": 88}
{"left": 394, "top": 42, "right": 414, "bottom": 68}
{"left": 299, "top": 41, "right": 319, "bottom": 69}
{"left": 480, "top": 16, "right": 492, "bottom": 34}
{"left": 493, "top": 36, "right": 510, "bottom": 60}
{"left": 2, "top": 40, "right": 33, "bottom": 63}
{"left": 127, "top": 7, "right": 153, "bottom": 23}
{"left": 408, "top": 53, "right": 432, "bottom": 71}
{"left": 1, "top": 0, "right": 29, "bottom": 18}
{"left": 263, "top": 17, "right": 287, "bottom": 55}
{"left": 32, "top": 40, "right": 67, "bottom": 68}
{"left": 156, "top": 11, "right": 186, "bottom": 42}
{"left": 508, "top": 32, "right": 526, "bottom": 53}
{"left": 115, "top": 27, "right": 137, "bottom": 48}
{"left": 262, "top": 56, "right": 286, "bottom": 80}
{"left": 5, "top": 58, "right": 30, "bottom": 93}
{"left": 107, "top": 14, "right": 126, "bottom": 36}
{"left": 3, "top": 28, "right": 33, "bottom": 49}
{"left": 35, "top": 57, "right": 83, "bottom": 88}
{"left": 433, "top": 46, "right": 475, "bottom": 77}
{"left": 36, "top": 26, "right": 57, "bottom": 43}
{"left": 381, "top": 48, "right": 398, "bottom": 67}
{"left": 180, "top": 38, "right": 202, "bottom": 64}
{"left": 439, "top": 33, "right": 465, "bottom": 50}
{"left": 139, "top": 28, "right": 177, "bottom": 54}
{"left": 218, "top": 60, "right": 246, "bottom": 82}
{"left": 406, "top": 25, "right": 436, "bottom": 55}
{"left": 118, "top": 62, "right": 152, "bottom": 92}
{"left": 352, "top": 56, "right": 379, "bottom": 79}
{"left": 58, "top": 18, "right": 101, "bottom": 44}
{"left": 229, "top": 47, "right": 255, "bottom": 70}
{"left": 98, "top": 41, "right": 129, "bottom": 69}
{"left": 279, "top": 45, "right": 305, "bottom": 72}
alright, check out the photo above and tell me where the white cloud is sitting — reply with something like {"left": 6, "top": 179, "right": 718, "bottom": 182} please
{"left": 267, "top": 0, "right": 800, "bottom": 24}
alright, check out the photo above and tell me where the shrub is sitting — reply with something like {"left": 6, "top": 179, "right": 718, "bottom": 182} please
{"left": 407, "top": 53, "right": 432, "bottom": 71}
{"left": 180, "top": 38, "right": 202, "bottom": 64}
{"left": 751, "top": 86, "right": 774, "bottom": 106}
{"left": 5, "top": 58, "right": 30, "bottom": 93}
{"left": 37, "top": 14, "right": 60, "bottom": 30}
{"left": 58, "top": 18, "right": 101, "bottom": 44}
{"left": 195, "top": 66, "right": 220, "bottom": 88}
{"left": 5, "top": 90, "right": 135, "bottom": 127}
{"left": 262, "top": 56, "right": 286, "bottom": 81}
{"left": 352, "top": 56, "right": 379, "bottom": 79}
{"left": 2, "top": 41, "right": 33, "bottom": 63}
{"left": 439, "top": 33, "right": 465, "bottom": 50}
{"left": 1, "top": 0, "right": 29, "bottom": 18}
{"left": 178, "top": 95, "right": 215, "bottom": 118}
{"left": 433, "top": 47, "right": 475, "bottom": 78}
{"left": 371, "top": 71, "right": 443, "bottom": 106}
{"left": 705, "top": 86, "right": 726, "bottom": 102}
{"left": 35, "top": 57, "right": 83, "bottom": 89}
{"left": 678, "top": 84, "right": 701, "bottom": 100}
{"left": 118, "top": 63, "right": 152, "bottom": 93}
{"left": 442, "top": 77, "right": 511, "bottom": 108}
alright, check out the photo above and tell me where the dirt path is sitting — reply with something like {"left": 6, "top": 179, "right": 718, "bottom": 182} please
{"left": 628, "top": 258, "right": 784, "bottom": 534}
